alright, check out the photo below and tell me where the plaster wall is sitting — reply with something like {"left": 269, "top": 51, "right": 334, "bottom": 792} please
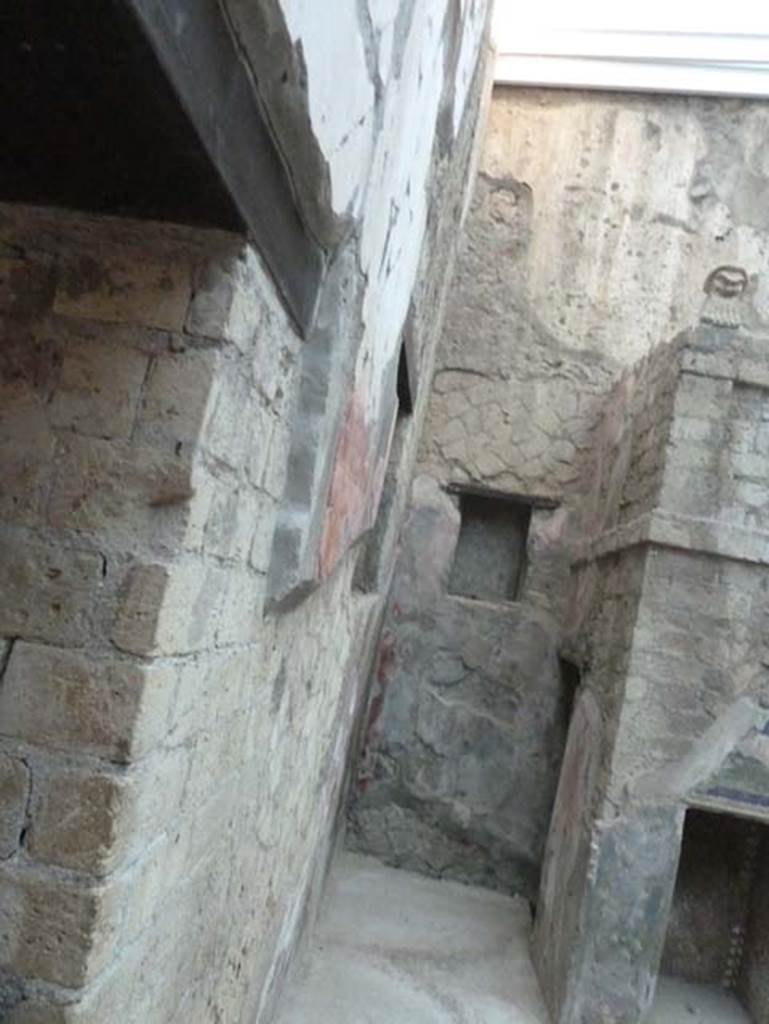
{"left": 348, "top": 86, "right": 769, "bottom": 895}
{"left": 485, "top": 89, "right": 769, "bottom": 366}
{"left": 224, "top": 0, "right": 490, "bottom": 605}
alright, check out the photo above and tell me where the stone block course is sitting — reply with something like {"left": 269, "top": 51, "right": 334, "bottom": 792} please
{"left": 202, "top": 481, "right": 262, "bottom": 563}
{"left": 200, "top": 362, "right": 254, "bottom": 471}
{"left": 26, "top": 747, "right": 188, "bottom": 879}
{"left": 112, "top": 561, "right": 227, "bottom": 657}
{"left": 0, "top": 643, "right": 177, "bottom": 763}
{"left": 53, "top": 250, "right": 192, "bottom": 332}
{"left": 185, "top": 245, "right": 268, "bottom": 354}
{"left": 48, "top": 437, "right": 195, "bottom": 555}
{"left": 47, "top": 340, "right": 148, "bottom": 440}
{"left": 0, "top": 864, "right": 118, "bottom": 988}
{"left": 134, "top": 349, "right": 218, "bottom": 448}
{"left": 26, "top": 769, "right": 126, "bottom": 877}
{"left": 0, "top": 535, "right": 104, "bottom": 647}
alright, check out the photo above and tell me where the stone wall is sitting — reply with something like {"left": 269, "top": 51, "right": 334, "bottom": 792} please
{"left": 0, "top": 3, "right": 492, "bottom": 1020}
{"left": 533, "top": 319, "right": 769, "bottom": 1024}
{"left": 348, "top": 85, "right": 769, "bottom": 896}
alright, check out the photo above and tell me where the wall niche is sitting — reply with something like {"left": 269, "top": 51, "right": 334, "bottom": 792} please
{"left": 447, "top": 487, "right": 531, "bottom": 603}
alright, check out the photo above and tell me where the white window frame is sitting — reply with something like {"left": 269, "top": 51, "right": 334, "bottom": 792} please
{"left": 493, "top": 19, "right": 769, "bottom": 97}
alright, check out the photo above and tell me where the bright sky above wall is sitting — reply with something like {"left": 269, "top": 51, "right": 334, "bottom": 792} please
{"left": 492, "top": 1, "right": 769, "bottom": 96}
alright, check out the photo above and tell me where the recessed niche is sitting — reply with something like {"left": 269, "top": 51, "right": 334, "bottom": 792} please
{"left": 658, "top": 808, "right": 769, "bottom": 1023}
{"left": 354, "top": 339, "right": 415, "bottom": 594}
{"left": 448, "top": 490, "right": 531, "bottom": 603}
{"left": 558, "top": 658, "right": 582, "bottom": 729}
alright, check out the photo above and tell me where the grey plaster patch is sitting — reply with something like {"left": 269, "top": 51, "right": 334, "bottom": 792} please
{"left": 267, "top": 241, "right": 364, "bottom": 607}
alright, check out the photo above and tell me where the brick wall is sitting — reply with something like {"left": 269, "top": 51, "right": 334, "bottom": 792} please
{"left": 0, "top": 205, "right": 383, "bottom": 1022}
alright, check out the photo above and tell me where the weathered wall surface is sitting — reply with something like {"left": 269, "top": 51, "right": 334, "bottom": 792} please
{"left": 348, "top": 86, "right": 769, "bottom": 897}
{"left": 229, "top": 0, "right": 492, "bottom": 605}
{"left": 348, "top": 475, "right": 571, "bottom": 895}
{"left": 534, "top": 319, "right": 769, "bottom": 1024}
{"left": 0, "top": 3, "right": 492, "bottom": 1021}
{"left": 485, "top": 88, "right": 769, "bottom": 366}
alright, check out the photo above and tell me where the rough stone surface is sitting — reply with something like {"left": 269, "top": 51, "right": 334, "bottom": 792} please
{"left": 349, "top": 84, "right": 769, "bottom": 910}
{"left": 0, "top": 644, "right": 177, "bottom": 763}
{"left": 533, "top": 325, "right": 769, "bottom": 1024}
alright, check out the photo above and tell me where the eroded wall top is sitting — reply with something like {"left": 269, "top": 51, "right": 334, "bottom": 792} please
{"left": 485, "top": 87, "right": 769, "bottom": 365}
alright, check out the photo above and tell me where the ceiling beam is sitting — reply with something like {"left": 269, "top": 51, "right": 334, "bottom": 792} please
{"left": 126, "top": 0, "right": 325, "bottom": 334}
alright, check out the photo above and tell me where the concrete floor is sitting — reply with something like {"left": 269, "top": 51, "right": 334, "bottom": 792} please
{"left": 274, "top": 852, "right": 548, "bottom": 1024}
{"left": 274, "top": 853, "right": 754, "bottom": 1024}
{"left": 648, "top": 977, "right": 752, "bottom": 1023}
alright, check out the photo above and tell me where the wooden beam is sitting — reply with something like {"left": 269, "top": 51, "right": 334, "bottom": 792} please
{"left": 125, "top": 0, "right": 325, "bottom": 334}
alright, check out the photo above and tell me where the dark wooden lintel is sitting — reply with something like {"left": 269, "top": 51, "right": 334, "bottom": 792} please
{"left": 126, "top": 0, "right": 325, "bottom": 334}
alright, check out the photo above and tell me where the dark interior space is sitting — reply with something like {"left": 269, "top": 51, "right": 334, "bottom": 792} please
{"left": 557, "top": 658, "right": 581, "bottom": 730}
{"left": 396, "top": 338, "right": 415, "bottom": 415}
{"left": 661, "top": 808, "right": 768, "bottom": 1021}
{"left": 0, "top": 1, "right": 243, "bottom": 229}
{"left": 353, "top": 340, "right": 416, "bottom": 594}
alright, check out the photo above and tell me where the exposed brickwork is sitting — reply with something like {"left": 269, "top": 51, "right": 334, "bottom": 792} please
{"left": 0, "top": 207, "right": 362, "bottom": 1021}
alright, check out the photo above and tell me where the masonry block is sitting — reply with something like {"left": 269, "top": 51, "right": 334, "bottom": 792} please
{"left": 246, "top": 402, "right": 293, "bottom": 501}
{"left": 0, "top": 435, "right": 56, "bottom": 527}
{"left": 134, "top": 349, "right": 218, "bottom": 447}
{"left": 202, "top": 366, "right": 253, "bottom": 470}
{"left": 26, "top": 749, "right": 187, "bottom": 878}
{"left": 212, "top": 568, "right": 264, "bottom": 647}
{"left": 0, "top": 752, "right": 29, "bottom": 859}
{"left": 48, "top": 340, "right": 148, "bottom": 439}
{"left": 48, "top": 437, "right": 194, "bottom": 553}
{"left": 0, "top": 865, "right": 117, "bottom": 987}
{"left": 248, "top": 491, "right": 278, "bottom": 573}
{"left": 185, "top": 247, "right": 260, "bottom": 353}
{"left": 203, "top": 483, "right": 262, "bottom": 562}
{"left": 111, "top": 564, "right": 168, "bottom": 656}
{"left": 0, "top": 643, "right": 177, "bottom": 763}
{"left": 0, "top": 536, "right": 103, "bottom": 646}
{"left": 54, "top": 250, "right": 192, "bottom": 331}
{"left": 168, "top": 648, "right": 259, "bottom": 744}
{"left": 113, "top": 561, "right": 226, "bottom": 656}
{"left": 26, "top": 768, "right": 126, "bottom": 877}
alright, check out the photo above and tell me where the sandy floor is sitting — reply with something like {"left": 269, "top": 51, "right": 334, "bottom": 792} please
{"left": 274, "top": 853, "right": 754, "bottom": 1024}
